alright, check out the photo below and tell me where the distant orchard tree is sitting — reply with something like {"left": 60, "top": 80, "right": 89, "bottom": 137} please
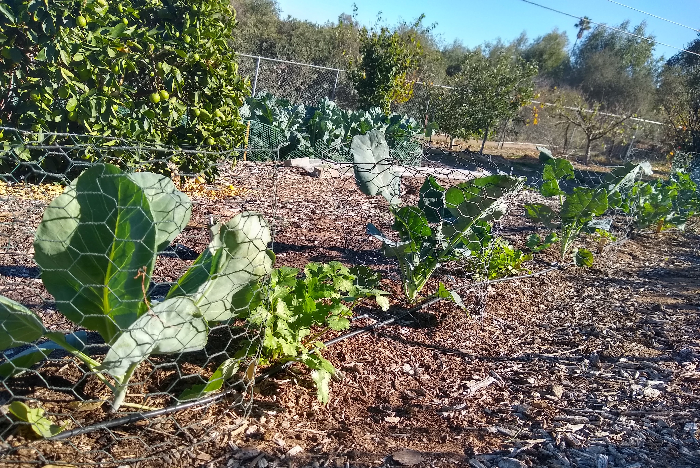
{"left": 349, "top": 27, "right": 423, "bottom": 113}
{"left": 430, "top": 52, "right": 537, "bottom": 153}
{"left": 658, "top": 36, "right": 700, "bottom": 154}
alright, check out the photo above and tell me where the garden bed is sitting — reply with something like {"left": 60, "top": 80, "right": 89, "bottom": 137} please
{"left": 0, "top": 154, "right": 699, "bottom": 467}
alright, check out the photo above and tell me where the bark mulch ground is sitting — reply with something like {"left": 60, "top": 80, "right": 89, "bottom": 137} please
{"left": 0, "top": 155, "right": 698, "bottom": 468}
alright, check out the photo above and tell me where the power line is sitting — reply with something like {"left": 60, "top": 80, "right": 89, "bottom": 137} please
{"left": 517, "top": 0, "right": 700, "bottom": 58}
{"left": 606, "top": 0, "right": 700, "bottom": 33}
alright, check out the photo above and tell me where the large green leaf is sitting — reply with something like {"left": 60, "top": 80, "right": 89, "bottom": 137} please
{"left": 99, "top": 296, "right": 207, "bottom": 377}
{"left": 167, "top": 213, "right": 274, "bottom": 322}
{"left": 392, "top": 206, "right": 432, "bottom": 247}
{"left": 574, "top": 248, "right": 595, "bottom": 267}
{"left": 0, "top": 296, "right": 45, "bottom": 351}
{"left": 129, "top": 172, "right": 192, "bottom": 252}
{"left": 351, "top": 130, "right": 401, "bottom": 206}
{"left": 541, "top": 158, "right": 574, "bottom": 197}
{"left": 34, "top": 164, "right": 157, "bottom": 343}
{"left": 561, "top": 187, "right": 608, "bottom": 224}
{"left": 417, "top": 176, "right": 446, "bottom": 223}
{"left": 444, "top": 175, "right": 522, "bottom": 238}
{"left": 524, "top": 203, "right": 557, "bottom": 228}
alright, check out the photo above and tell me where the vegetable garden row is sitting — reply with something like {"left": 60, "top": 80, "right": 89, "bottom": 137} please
{"left": 1, "top": 123, "right": 699, "bottom": 447}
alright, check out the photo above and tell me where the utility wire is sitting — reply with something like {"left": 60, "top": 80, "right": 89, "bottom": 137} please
{"left": 606, "top": 0, "right": 700, "bottom": 33}
{"left": 517, "top": 0, "right": 700, "bottom": 58}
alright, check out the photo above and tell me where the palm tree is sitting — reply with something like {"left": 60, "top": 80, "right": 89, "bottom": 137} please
{"left": 572, "top": 16, "right": 592, "bottom": 51}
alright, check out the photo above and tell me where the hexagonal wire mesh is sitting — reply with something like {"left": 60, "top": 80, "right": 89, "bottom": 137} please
{"left": 0, "top": 128, "right": 284, "bottom": 464}
{"left": 0, "top": 58, "right": 681, "bottom": 465}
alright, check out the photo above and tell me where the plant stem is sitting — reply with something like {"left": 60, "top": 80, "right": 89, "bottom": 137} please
{"left": 110, "top": 362, "right": 140, "bottom": 413}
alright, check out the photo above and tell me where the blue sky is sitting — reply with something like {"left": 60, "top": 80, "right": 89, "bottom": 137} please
{"left": 275, "top": 0, "right": 700, "bottom": 60}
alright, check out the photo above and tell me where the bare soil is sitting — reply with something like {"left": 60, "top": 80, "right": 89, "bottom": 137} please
{"left": 0, "top": 152, "right": 699, "bottom": 468}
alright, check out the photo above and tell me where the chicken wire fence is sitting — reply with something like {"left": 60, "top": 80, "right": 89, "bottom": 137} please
{"left": 0, "top": 122, "right": 665, "bottom": 465}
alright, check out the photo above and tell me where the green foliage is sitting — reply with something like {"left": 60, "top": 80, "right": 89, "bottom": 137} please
{"left": 571, "top": 21, "right": 659, "bottom": 113}
{"left": 522, "top": 30, "right": 570, "bottom": 81}
{"left": 351, "top": 130, "right": 402, "bottom": 205}
{"left": 234, "top": 262, "right": 389, "bottom": 403}
{"left": 525, "top": 150, "right": 648, "bottom": 265}
{"left": 366, "top": 174, "right": 524, "bottom": 302}
{"left": 626, "top": 170, "right": 700, "bottom": 232}
{"left": 464, "top": 230, "right": 531, "bottom": 280}
{"left": 660, "top": 38, "right": 700, "bottom": 154}
{"left": 349, "top": 27, "right": 423, "bottom": 113}
{"left": 429, "top": 51, "right": 537, "bottom": 142}
{"left": 0, "top": 164, "right": 273, "bottom": 413}
{"left": 0, "top": 0, "right": 248, "bottom": 177}
{"left": 7, "top": 401, "right": 65, "bottom": 438}
{"left": 242, "top": 93, "right": 423, "bottom": 162}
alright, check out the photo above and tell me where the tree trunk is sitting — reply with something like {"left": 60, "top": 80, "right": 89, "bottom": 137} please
{"left": 480, "top": 123, "right": 489, "bottom": 155}
{"left": 449, "top": 137, "right": 456, "bottom": 150}
{"left": 562, "top": 123, "right": 571, "bottom": 155}
{"left": 585, "top": 138, "right": 593, "bottom": 165}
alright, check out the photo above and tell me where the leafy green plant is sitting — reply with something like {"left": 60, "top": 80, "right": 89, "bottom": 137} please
{"left": 461, "top": 224, "right": 531, "bottom": 280}
{"left": 352, "top": 135, "right": 524, "bottom": 301}
{"left": 525, "top": 148, "right": 647, "bottom": 266}
{"left": 219, "top": 262, "right": 389, "bottom": 404}
{"left": 0, "top": 163, "right": 273, "bottom": 413}
{"left": 0, "top": 0, "right": 248, "bottom": 178}
{"left": 626, "top": 170, "right": 700, "bottom": 232}
{"left": 6, "top": 401, "right": 65, "bottom": 438}
{"left": 241, "top": 93, "right": 423, "bottom": 163}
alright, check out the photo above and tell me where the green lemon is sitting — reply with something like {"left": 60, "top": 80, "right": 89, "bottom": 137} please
{"left": 192, "top": 108, "right": 201, "bottom": 117}
{"left": 122, "top": 18, "right": 128, "bottom": 25}
{"left": 159, "top": 90, "right": 169, "bottom": 101}
{"left": 183, "top": 35, "right": 191, "bottom": 44}
{"left": 192, "top": 53, "right": 200, "bottom": 61}
{"left": 112, "top": 64, "right": 120, "bottom": 74}
{"left": 206, "top": 137, "right": 215, "bottom": 145}
{"left": 117, "top": 4, "right": 124, "bottom": 13}
{"left": 77, "top": 16, "right": 87, "bottom": 27}
{"left": 149, "top": 92, "right": 161, "bottom": 104}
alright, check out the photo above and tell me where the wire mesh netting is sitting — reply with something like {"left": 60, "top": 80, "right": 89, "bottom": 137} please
{"left": 0, "top": 119, "right": 679, "bottom": 465}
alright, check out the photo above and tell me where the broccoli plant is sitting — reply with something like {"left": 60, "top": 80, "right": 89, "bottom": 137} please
{"left": 352, "top": 131, "right": 524, "bottom": 301}
{"left": 525, "top": 148, "right": 649, "bottom": 266}
{"left": 0, "top": 164, "right": 273, "bottom": 413}
{"left": 624, "top": 170, "right": 700, "bottom": 232}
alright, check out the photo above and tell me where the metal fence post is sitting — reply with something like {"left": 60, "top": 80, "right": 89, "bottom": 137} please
{"left": 331, "top": 69, "right": 340, "bottom": 100}
{"left": 252, "top": 56, "right": 261, "bottom": 97}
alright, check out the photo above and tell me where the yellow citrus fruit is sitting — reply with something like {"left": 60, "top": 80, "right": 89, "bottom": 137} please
{"left": 159, "top": 90, "right": 169, "bottom": 101}
{"left": 77, "top": 16, "right": 87, "bottom": 27}
{"left": 149, "top": 92, "right": 161, "bottom": 104}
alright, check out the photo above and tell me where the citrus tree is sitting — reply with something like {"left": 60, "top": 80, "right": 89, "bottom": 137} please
{"left": 0, "top": 0, "right": 248, "bottom": 177}
{"left": 430, "top": 52, "right": 537, "bottom": 153}
{"left": 349, "top": 26, "right": 422, "bottom": 114}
